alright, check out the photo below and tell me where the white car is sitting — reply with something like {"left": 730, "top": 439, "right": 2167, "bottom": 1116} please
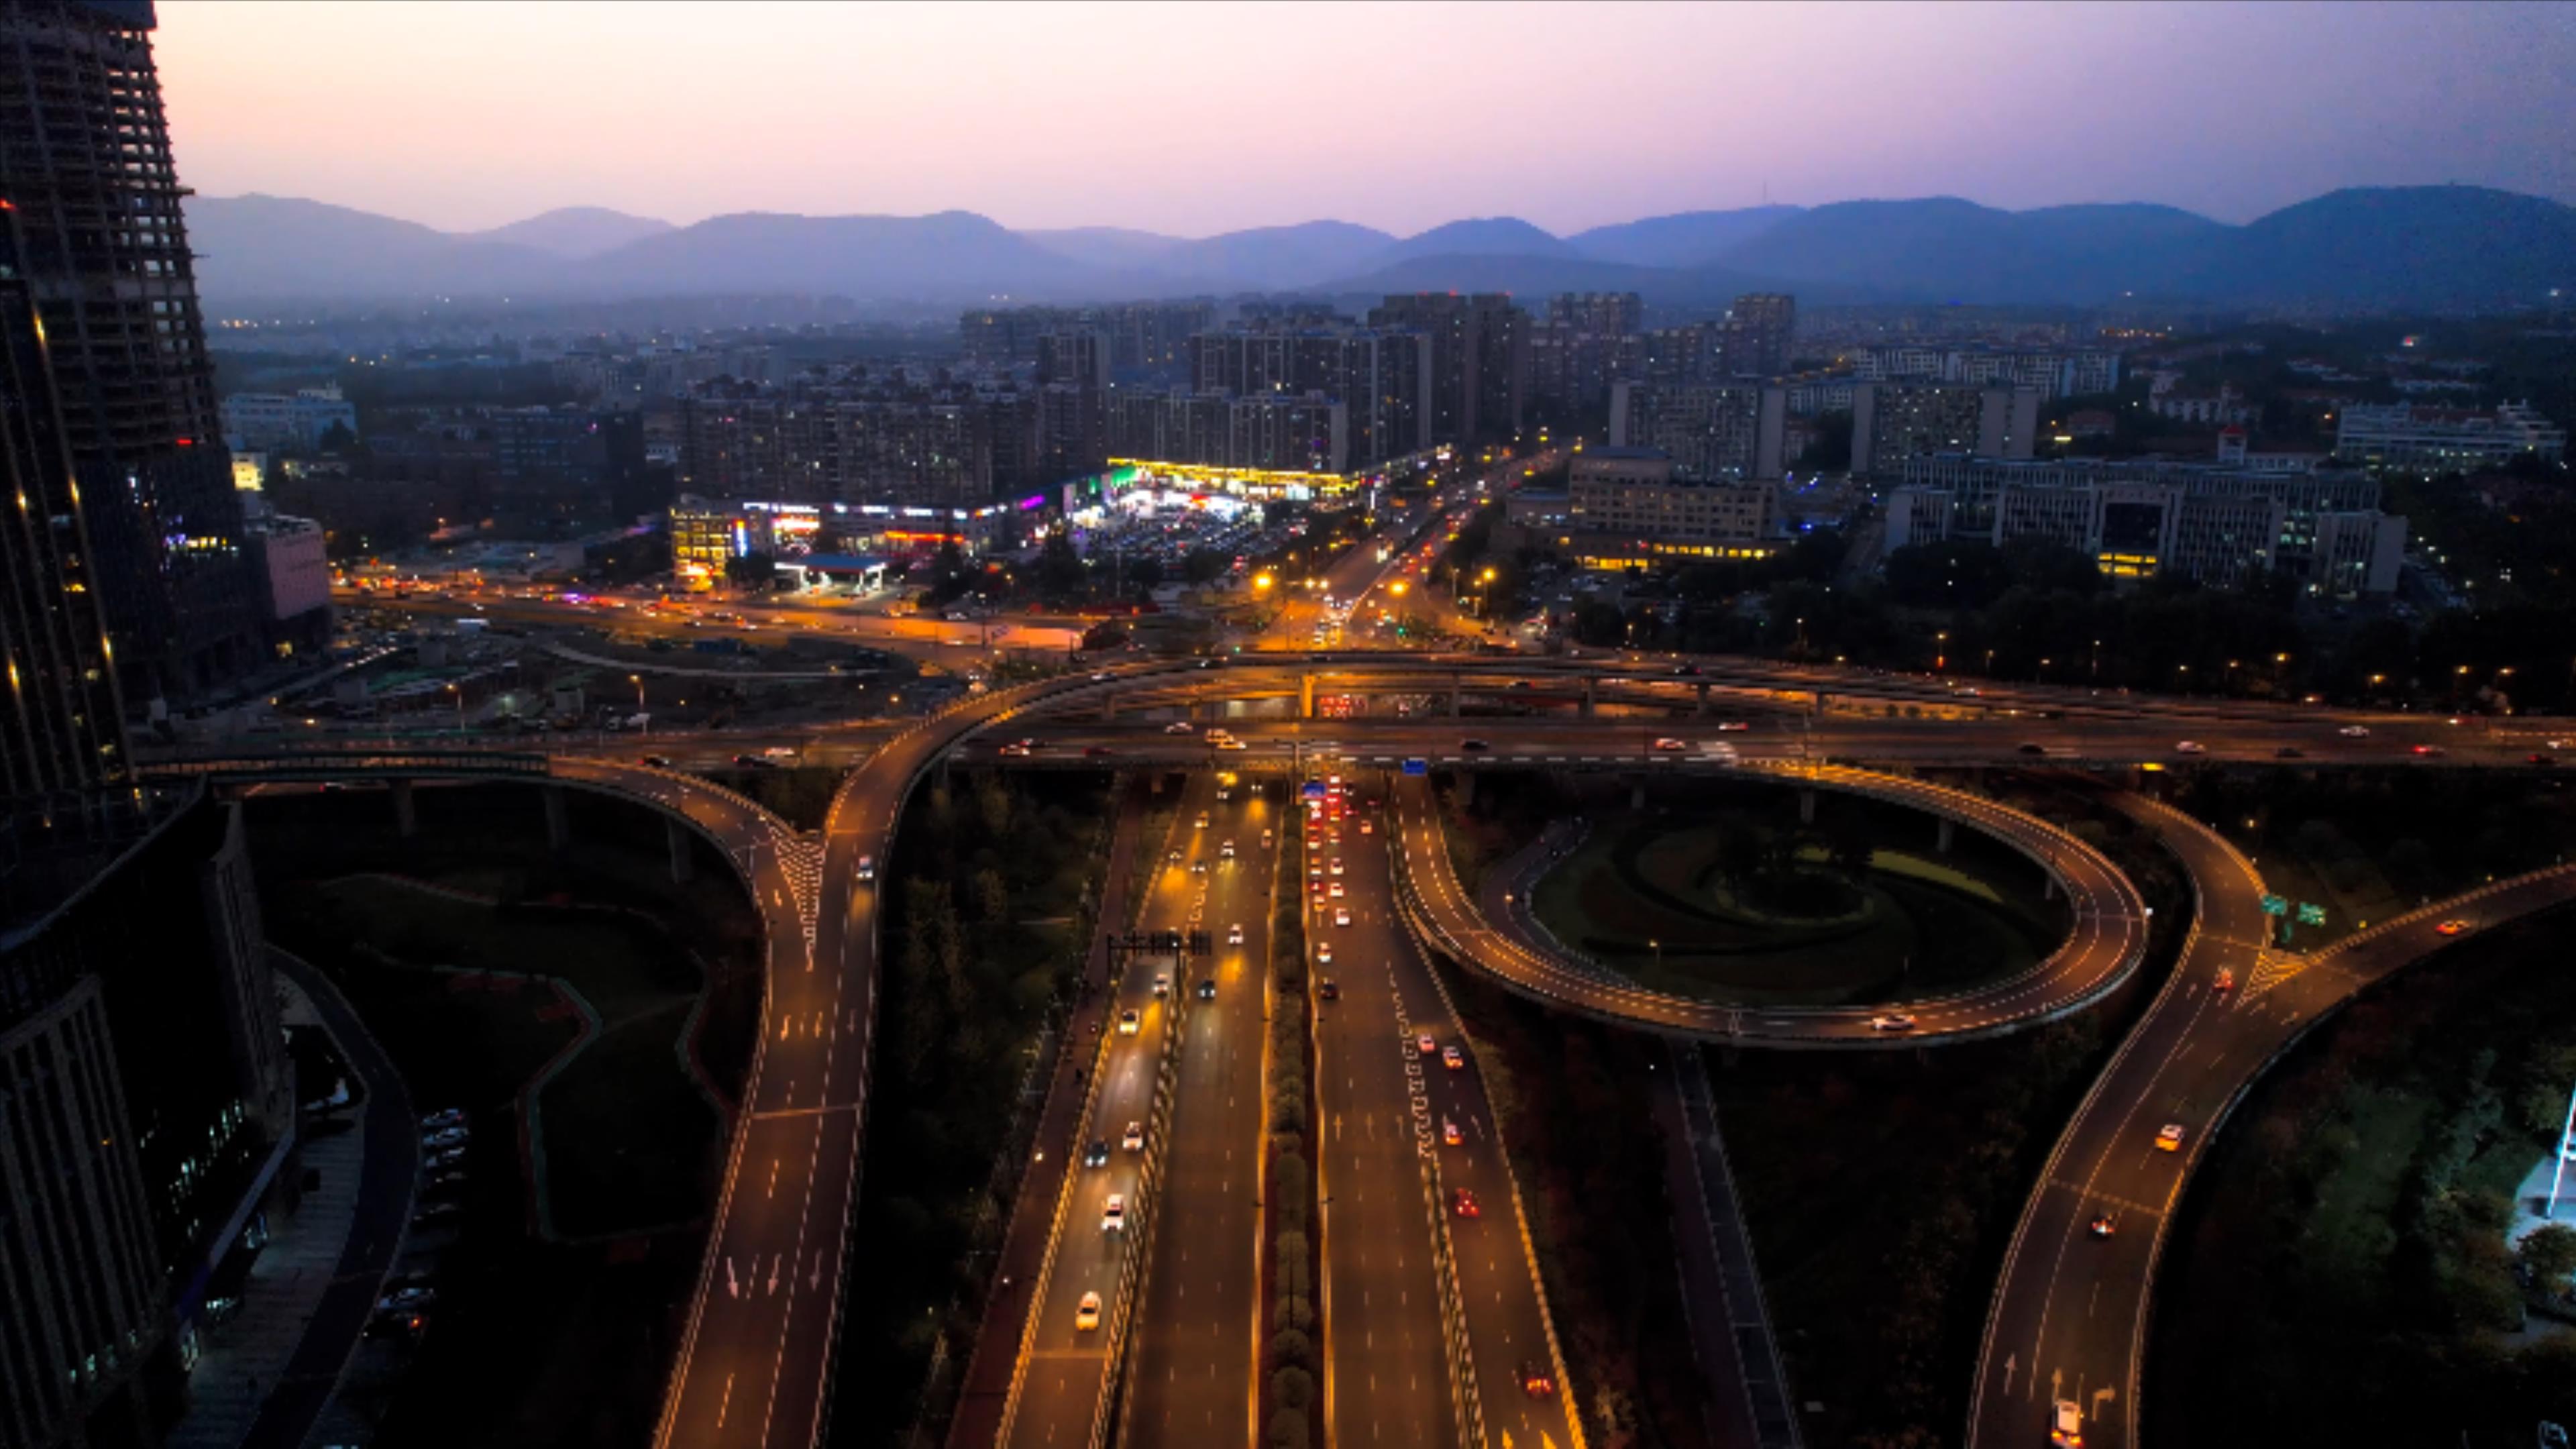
{"left": 2337, "top": 725, "right": 2371, "bottom": 738}
{"left": 1869, "top": 1014, "right": 1917, "bottom": 1032}
{"left": 1122, "top": 1121, "right": 1145, "bottom": 1152}
{"left": 1165, "top": 721, "right": 1194, "bottom": 735}
{"left": 1329, "top": 881, "right": 1345, "bottom": 898}
{"left": 1334, "top": 908, "right": 1351, "bottom": 927}
{"left": 1330, "top": 858, "right": 1345, "bottom": 875}
{"left": 1118, "top": 1009, "right": 1140, "bottom": 1035}
{"left": 1316, "top": 943, "right": 1333, "bottom": 965}
{"left": 1101, "top": 1193, "right": 1126, "bottom": 1232}
{"left": 1228, "top": 923, "right": 1244, "bottom": 945}
{"left": 2174, "top": 741, "right": 2206, "bottom": 754}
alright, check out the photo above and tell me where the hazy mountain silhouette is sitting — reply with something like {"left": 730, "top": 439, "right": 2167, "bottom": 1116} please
{"left": 1566, "top": 205, "right": 1804, "bottom": 268}
{"left": 183, "top": 186, "right": 2575, "bottom": 311}
{"left": 466, "top": 205, "right": 674, "bottom": 258}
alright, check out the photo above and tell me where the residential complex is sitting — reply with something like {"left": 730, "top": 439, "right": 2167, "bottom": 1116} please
{"left": 1366, "top": 292, "right": 1529, "bottom": 445}
{"left": 1888, "top": 453, "right": 2406, "bottom": 595}
{"left": 1847, "top": 343, "right": 2123, "bottom": 398}
{"left": 217, "top": 386, "right": 359, "bottom": 451}
{"left": 2334, "top": 400, "right": 2566, "bottom": 471}
{"left": 1104, "top": 388, "right": 1348, "bottom": 479}
{"left": 1184, "top": 326, "right": 1430, "bottom": 468}
{"left": 1502, "top": 445, "right": 1780, "bottom": 570}
{"left": 1849, "top": 382, "right": 2041, "bottom": 475}
{"left": 1608, "top": 380, "right": 1788, "bottom": 481}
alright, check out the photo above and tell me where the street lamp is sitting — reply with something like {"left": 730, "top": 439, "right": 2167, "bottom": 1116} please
{"left": 629, "top": 674, "right": 647, "bottom": 735}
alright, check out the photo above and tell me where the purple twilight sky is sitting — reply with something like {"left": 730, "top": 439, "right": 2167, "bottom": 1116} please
{"left": 153, "top": 0, "right": 2576, "bottom": 237}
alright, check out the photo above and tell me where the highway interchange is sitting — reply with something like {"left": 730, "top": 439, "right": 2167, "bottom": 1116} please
{"left": 186, "top": 455, "right": 2576, "bottom": 1449}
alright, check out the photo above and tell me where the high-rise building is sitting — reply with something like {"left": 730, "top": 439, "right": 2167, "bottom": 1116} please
{"left": 1184, "top": 327, "right": 1428, "bottom": 468}
{"left": 2334, "top": 401, "right": 2566, "bottom": 472}
{"left": 1716, "top": 292, "right": 1796, "bottom": 377}
{"left": 1, "top": 207, "right": 127, "bottom": 800}
{"left": 1104, "top": 390, "right": 1348, "bottom": 476}
{"left": 1609, "top": 380, "right": 1788, "bottom": 481}
{"left": 0, "top": 0, "right": 262, "bottom": 704}
{"left": 1035, "top": 330, "right": 1112, "bottom": 393}
{"left": 1366, "top": 293, "right": 1529, "bottom": 445}
{"left": 1849, "top": 382, "right": 2040, "bottom": 475}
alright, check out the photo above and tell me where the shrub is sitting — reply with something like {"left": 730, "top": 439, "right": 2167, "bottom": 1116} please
{"left": 1267, "top": 1326, "right": 1316, "bottom": 1372}
{"left": 1271, "top": 1365, "right": 1316, "bottom": 1411}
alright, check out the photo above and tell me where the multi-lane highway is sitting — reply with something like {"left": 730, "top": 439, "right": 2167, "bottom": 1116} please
{"left": 1388, "top": 763, "right": 2148, "bottom": 1046}
{"left": 1123, "top": 774, "right": 1277, "bottom": 1448}
{"left": 1967, "top": 794, "right": 2576, "bottom": 1449}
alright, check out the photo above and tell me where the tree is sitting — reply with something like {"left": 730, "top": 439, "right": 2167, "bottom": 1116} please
{"left": 724, "top": 549, "right": 777, "bottom": 590}
{"left": 1035, "top": 533, "right": 1085, "bottom": 598}
{"left": 1796, "top": 409, "right": 1853, "bottom": 471}
{"left": 317, "top": 419, "right": 358, "bottom": 453}
{"left": 2518, "top": 1224, "right": 2576, "bottom": 1297}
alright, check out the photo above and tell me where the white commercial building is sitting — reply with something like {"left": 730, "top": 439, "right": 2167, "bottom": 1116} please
{"left": 2334, "top": 401, "right": 2565, "bottom": 472}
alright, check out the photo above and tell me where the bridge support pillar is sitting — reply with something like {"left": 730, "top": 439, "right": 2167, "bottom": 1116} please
{"left": 1099, "top": 689, "right": 1116, "bottom": 721}
{"left": 1695, "top": 680, "right": 1711, "bottom": 716}
{"left": 1937, "top": 817, "right": 1956, "bottom": 854}
{"left": 543, "top": 784, "right": 571, "bottom": 855}
{"left": 1581, "top": 678, "right": 1596, "bottom": 718}
{"left": 1299, "top": 674, "right": 1316, "bottom": 720}
{"left": 1454, "top": 771, "right": 1475, "bottom": 808}
{"left": 667, "top": 816, "right": 695, "bottom": 884}
{"left": 1799, "top": 788, "right": 1817, "bottom": 825}
{"left": 1447, "top": 676, "right": 1462, "bottom": 718}
{"left": 389, "top": 779, "right": 417, "bottom": 838}
{"left": 1631, "top": 782, "right": 1646, "bottom": 810}
{"left": 2044, "top": 872, "right": 2057, "bottom": 902}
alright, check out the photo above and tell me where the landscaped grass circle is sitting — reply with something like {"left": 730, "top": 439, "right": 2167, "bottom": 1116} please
{"left": 1527, "top": 784, "right": 2068, "bottom": 1007}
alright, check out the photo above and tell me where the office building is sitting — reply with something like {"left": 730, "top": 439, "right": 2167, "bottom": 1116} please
{"left": 1501, "top": 446, "right": 1779, "bottom": 570}
{"left": 1, "top": 211, "right": 127, "bottom": 800}
{"left": 1888, "top": 453, "right": 2404, "bottom": 594}
{"left": 2334, "top": 401, "right": 2565, "bottom": 472}
{"left": 1, "top": 0, "right": 262, "bottom": 704}
{"left": 1366, "top": 293, "right": 1528, "bottom": 445}
{"left": 2, "top": 788, "right": 295, "bottom": 1449}
{"left": 1848, "top": 343, "right": 2123, "bottom": 398}
{"left": 1849, "top": 382, "right": 2040, "bottom": 475}
{"left": 1609, "top": 380, "right": 1788, "bottom": 481}
{"left": 960, "top": 301, "right": 1216, "bottom": 370}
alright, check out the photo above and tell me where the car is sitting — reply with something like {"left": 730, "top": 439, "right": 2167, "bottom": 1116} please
{"left": 1318, "top": 979, "right": 1339, "bottom": 1001}
{"left": 1168, "top": 849, "right": 1183, "bottom": 863}
{"left": 1152, "top": 974, "right": 1170, "bottom": 997}
{"left": 1419, "top": 1034, "right": 1439, "bottom": 1055}
{"left": 1194, "top": 812, "right": 1210, "bottom": 829}
{"left": 2088, "top": 1213, "right": 2116, "bottom": 1239}
{"left": 2412, "top": 743, "right": 2446, "bottom": 757}
{"left": 1083, "top": 1139, "right": 1110, "bottom": 1168}
{"left": 1330, "top": 858, "right": 1344, "bottom": 875}
{"left": 1868, "top": 1014, "right": 1916, "bottom": 1032}
{"left": 423, "top": 1147, "right": 466, "bottom": 1171}
{"left": 376, "top": 1285, "right": 438, "bottom": 1313}
{"left": 2532, "top": 753, "right": 2559, "bottom": 767}
{"left": 1101, "top": 1193, "right": 1127, "bottom": 1232}
{"left": 998, "top": 743, "right": 1032, "bottom": 757}
{"left": 1164, "top": 721, "right": 1194, "bottom": 734}
{"left": 1192, "top": 858, "right": 1210, "bottom": 874}
{"left": 2338, "top": 724, "right": 2371, "bottom": 738}
{"left": 1328, "top": 881, "right": 1344, "bottom": 898}
{"left": 1228, "top": 923, "right": 1245, "bottom": 945}
{"left": 1075, "top": 1291, "right": 1103, "bottom": 1331}
{"left": 1713, "top": 720, "right": 1751, "bottom": 732}
{"left": 1518, "top": 1358, "right": 1556, "bottom": 1398}
{"left": 2213, "top": 968, "right": 2235, "bottom": 992}
{"left": 2155, "top": 1123, "right": 2185, "bottom": 1152}
{"left": 1316, "top": 943, "right": 1332, "bottom": 965}
{"left": 1196, "top": 978, "right": 1216, "bottom": 1001}
{"left": 2435, "top": 918, "right": 2470, "bottom": 936}
{"left": 855, "top": 855, "right": 875, "bottom": 881}
{"left": 2051, "top": 1397, "right": 2085, "bottom": 1446}
{"left": 1652, "top": 737, "right": 1688, "bottom": 752}
{"left": 2274, "top": 746, "right": 2304, "bottom": 759}
{"left": 1090, "top": 670, "right": 1112, "bottom": 682}
{"left": 1358, "top": 820, "right": 1373, "bottom": 835}
{"left": 2174, "top": 741, "right": 2206, "bottom": 754}
{"left": 733, "top": 753, "right": 778, "bottom": 769}
{"left": 1083, "top": 746, "right": 1116, "bottom": 759}
{"left": 422, "top": 1128, "right": 468, "bottom": 1149}
{"left": 1442, "top": 1045, "right": 1464, "bottom": 1071}
{"left": 1452, "top": 1188, "right": 1481, "bottom": 1218}
{"left": 1334, "top": 908, "right": 1351, "bottom": 926}
{"left": 1261, "top": 830, "right": 1274, "bottom": 847}
{"left": 1216, "top": 738, "right": 1248, "bottom": 751}
{"left": 2017, "top": 743, "right": 2047, "bottom": 755}
{"left": 760, "top": 746, "right": 797, "bottom": 761}
{"left": 1122, "top": 1121, "right": 1145, "bottom": 1151}
{"left": 1442, "top": 1117, "right": 1462, "bottom": 1146}
{"left": 1118, "top": 1009, "right": 1141, "bottom": 1035}
{"left": 412, "top": 1201, "right": 465, "bottom": 1225}
{"left": 1308, "top": 861, "right": 1324, "bottom": 878}
{"left": 639, "top": 754, "right": 673, "bottom": 767}
{"left": 1460, "top": 738, "right": 1489, "bottom": 751}
{"left": 421, "top": 1109, "right": 466, "bottom": 1128}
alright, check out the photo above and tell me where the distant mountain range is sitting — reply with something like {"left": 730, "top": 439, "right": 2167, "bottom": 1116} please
{"left": 183, "top": 186, "right": 2576, "bottom": 314}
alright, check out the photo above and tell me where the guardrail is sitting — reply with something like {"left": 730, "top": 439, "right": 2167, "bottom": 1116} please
{"left": 1089, "top": 975, "right": 1189, "bottom": 1449}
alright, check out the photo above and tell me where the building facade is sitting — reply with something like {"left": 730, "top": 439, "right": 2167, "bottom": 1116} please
{"left": 1608, "top": 380, "right": 1788, "bottom": 481}
{"left": 1104, "top": 390, "right": 1348, "bottom": 478}
{"left": 215, "top": 388, "right": 358, "bottom": 452}
{"left": 1849, "top": 382, "right": 2039, "bottom": 476}
{"left": 1365, "top": 293, "right": 1528, "bottom": 445}
{"left": 1184, "top": 327, "right": 1429, "bottom": 468}
{"left": 2334, "top": 401, "right": 2566, "bottom": 471}
{"left": 0, "top": 0, "right": 262, "bottom": 704}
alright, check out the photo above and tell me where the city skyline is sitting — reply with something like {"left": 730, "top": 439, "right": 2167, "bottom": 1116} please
{"left": 156, "top": 0, "right": 2576, "bottom": 237}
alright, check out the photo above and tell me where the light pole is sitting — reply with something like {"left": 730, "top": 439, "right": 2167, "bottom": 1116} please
{"left": 629, "top": 674, "right": 647, "bottom": 735}
{"left": 445, "top": 682, "right": 464, "bottom": 734}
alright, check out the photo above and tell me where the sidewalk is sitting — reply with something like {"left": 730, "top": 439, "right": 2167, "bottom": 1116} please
{"left": 165, "top": 969, "right": 368, "bottom": 1449}
{"left": 945, "top": 782, "right": 1154, "bottom": 1449}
